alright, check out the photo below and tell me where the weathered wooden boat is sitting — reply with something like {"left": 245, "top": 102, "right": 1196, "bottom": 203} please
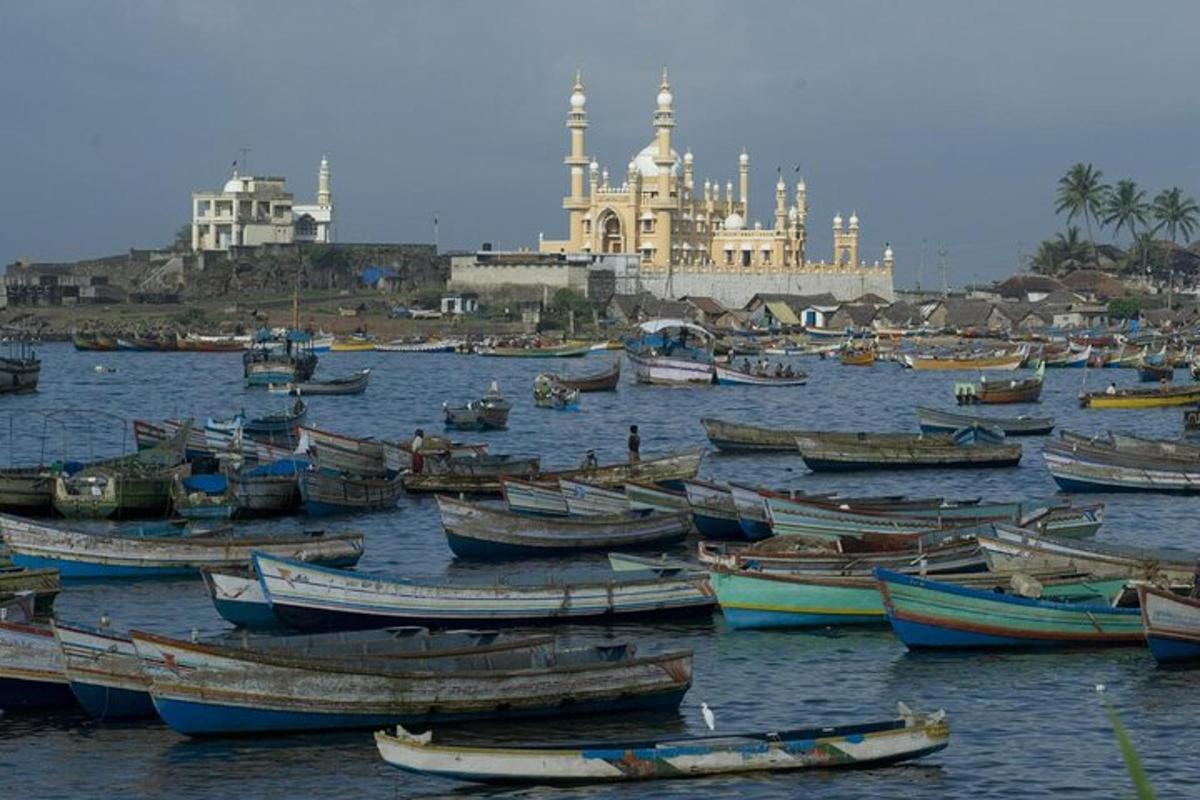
{"left": 532, "top": 374, "right": 580, "bottom": 409}
{"left": 477, "top": 342, "right": 593, "bottom": 358}
{"left": 1079, "top": 382, "right": 1200, "bottom": 409}
{"left": 72, "top": 331, "right": 120, "bottom": 351}
{"left": 501, "top": 477, "right": 570, "bottom": 516}
{"left": 0, "top": 617, "right": 76, "bottom": 709}
{"left": 374, "top": 704, "right": 949, "bottom": 784}
{"left": 201, "top": 567, "right": 276, "bottom": 628}
{"left": 794, "top": 433, "right": 1022, "bottom": 472}
{"left": 1043, "top": 345, "right": 1090, "bottom": 368}
{"left": 0, "top": 567, "right": 60, "bottom": 616}
{"left": 838, "top": 347, "right": 876, "bottom": 366}
{"left": 291, "top": 368, "right": 371, "bottom": 396}
{"left": 0, "top": 340, "right": 40, "bottom": 394}
{"left": 904, "top": 351, "right": 1024, "bottom": 371}
{"left": 443, "top": 383, "right": 511, "bottom": 431}
{"left": 242, "top": 400, "right": 307, "bottom": 438}
{"left": 330, "top": 337, "right": 377, "bottom": 352}
{"left": 714, "top": 567, "right": 1127, "bottom": 630}
{"left": 133, "top": 630, "right": 693, "bottom": 735}
{"left": 1137, "top": 361, "right": 1173, "bottom": 383}
{"left": 230, "top": 459, "right": 305, "bottom": 515}
{"left": 543, "top": 360, "right": 620, "bottom": 392}
{"left": 976, "top": 525, "right": 1196, "bottom": 582}
{"left": 437, "top": 496, "right": 691, "bottom": 559}
{"left": 375, "top": 338, "right": 462, "bottom": 353}
{"left": 916, "top": 406, "right": 1055, "bottom": 436}
{"left": 954, "top": 363, "right": 1044, "bottom": 405}
{"left": 1138, "top": 585, "right": 1200, "bottom": 664}
{"left": 625, "top": 319, "right": 715, "bottom": 385}
{"left": 243, "top": 335, "right": 318, "bottom": 387}
{"left": 698, "top": 537, "right": 988, "bottom": 576}
{"left": 876, "top": 568, "right": 1143, "bottom": 649}
{"left": 404, "top": 449, "right": 704, "bottom": 496}
{"left": 299, "top": 425, "right": 388, "bottom": 476}
{"left": 1043, "top": 432, "right": 1200, "bottom": 493}
{"left": 53, "top": 621, "right": 157, "bottom": 719}
{"left": 624, "top": 482, "right": 690, "bottom": 514}
{"left": 0, "top": 466, "right": 58, "bottom": 515}
{"left": 254, "top": 553, "right": 715, "bottom": 631}
{"left": 700, "top": 417, "right": 810, "bottom": 452}
{"left": 0, "top": 514, "right": 364, "bottom": 578}
{"left": 171, "top": 473, "right": 237, "bottom": 520}
{"left": 298, "top": 469, "right": 403, "bottom": 516}
{"left": 713, "top": 364, "right": 807, "bottom": 386}
{"left": 558, "top": 479, "right": 628, "bottom": 516}
{"left": 683, "top": 480, "right": 744, "bottom": 539}
{"left": 727, "top": 482, "right": 774, "bottom": 540}
{"left": 177, "top": 334, "right": 247, "bottom": 352}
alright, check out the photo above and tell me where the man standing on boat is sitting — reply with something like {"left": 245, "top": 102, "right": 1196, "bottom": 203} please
{"left": 411, "top": 428, "right": 425, "bottom": 474}
{"left": 628, "top": 425, "right": 641, "bottom": 463}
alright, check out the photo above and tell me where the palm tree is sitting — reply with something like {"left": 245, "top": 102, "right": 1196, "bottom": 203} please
{"left": 1151, "top": 187, "right": 1200, "bottom": 245}
{"left": 1102, "top": 180, "right": 1148, "bottom": 245}
{"left": 1030, "top": 226, "right": 1090, "bottom": 275}
{"left": 1055, "top": 163, "right": 1107, "bottom": 265}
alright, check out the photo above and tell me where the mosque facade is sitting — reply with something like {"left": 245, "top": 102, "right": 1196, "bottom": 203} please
{"left": 538, "top": 70, "right": 894, "bottom": 304}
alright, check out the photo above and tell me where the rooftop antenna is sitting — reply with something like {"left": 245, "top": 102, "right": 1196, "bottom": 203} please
{"left": 938, "top": 245, "right": 948, "bottom": 296}
{"left": 433, "top": 214, "right": 440, "bottom": 252}
{"left": 918, "top": 238, "right": 927, "bottom": 291}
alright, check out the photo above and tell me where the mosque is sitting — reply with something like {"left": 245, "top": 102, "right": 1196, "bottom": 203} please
{"left": 538, "top": 70, "right": 895, "bottom": 304}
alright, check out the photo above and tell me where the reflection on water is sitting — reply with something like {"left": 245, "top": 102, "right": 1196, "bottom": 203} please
{"left": 1, "top": 344, "right": 1197, "bottom": 798}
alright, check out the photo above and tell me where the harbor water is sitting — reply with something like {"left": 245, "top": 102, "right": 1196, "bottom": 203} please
{"left": 2, "top": 344, "right": 1197, "bottom": 799}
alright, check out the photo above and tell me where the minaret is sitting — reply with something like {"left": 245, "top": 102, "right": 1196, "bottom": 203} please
{"left": 774, "top": 173, "right": 787, "bottom": 231}
{"left": 652, "top": 67, "right": 676, "bottom": 269}
{"left": 833, "top": 213, "right": 845, "bottom": 265}
{"left": 738, "top": 149, "right": 750, "bottom": 217}
{"left": 848, "top": 212, "right": 860, "bottom": 266}
{"left": 683, "top": 150, "right": 694, "bottom": 194}
{"left": 317, "top": 155, "right": 331, "bottom": 207}
{"left": 883, "top": 242, "right": 895, "bottom": 271}
{"left": 565, "top": 69, "right": 589, "bottom": 249}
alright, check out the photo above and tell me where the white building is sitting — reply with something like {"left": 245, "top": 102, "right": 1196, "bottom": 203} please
{"left": 191, "top": 157, "right": 333, "bottom": 252}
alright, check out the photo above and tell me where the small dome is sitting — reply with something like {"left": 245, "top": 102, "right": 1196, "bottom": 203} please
{"left": 833, "top": 213, "right": 843, "bottom": 228}
{"left": 724, "top": 212, "right": 745, "bottom": 230}
{"left": 632, "top": 141, "right": 680, "bottom": 178}
{"left": 683, "top": 150, "right": 693, "bottom": 164}
{"left": 884, "top": 245, "right": 894, "bottom": 260}
{"left": 657, "top": 88, "right": 673, "bottom": 107}
{"left": 797, "top": 178, "right": 806, "bottom": 192}
{"left": 628, "top": 160, "right": 637, "bottom": 173}
{"left": 739, "top": 151, "right": 749, "bottom": 165}
{"left": 570, "top": 90, "right": 586, "bottom": 109}
{"left": 776, "top": 175, "right": 786, "bottom": 190}
{"left": 223, "top": 175, "right": 246, "bottom": 193}
{"left": 849, "top": 212, "right": 859, "bottom": 228}
{"left": 589, "top": 160, "right": 599, "bottom": 172}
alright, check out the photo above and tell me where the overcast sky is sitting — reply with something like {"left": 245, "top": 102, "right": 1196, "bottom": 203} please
{"left": 3, "top": 1, "right": 1199, "bottom": 287}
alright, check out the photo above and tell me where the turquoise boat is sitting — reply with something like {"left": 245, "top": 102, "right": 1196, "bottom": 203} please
{"left": 875, "top": 568, "right": 1143, "bottom": 649}
{"left": 714, "top": 568, "right": 1130, "bottom": 631}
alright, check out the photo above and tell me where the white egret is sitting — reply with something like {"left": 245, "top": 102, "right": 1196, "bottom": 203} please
{"left": 700, "top": 702, "right": 715, "bottom": 731}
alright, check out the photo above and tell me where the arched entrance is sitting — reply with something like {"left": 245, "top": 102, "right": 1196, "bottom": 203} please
{"left": 599, "top": 211, "right": 624, "bottom": 253}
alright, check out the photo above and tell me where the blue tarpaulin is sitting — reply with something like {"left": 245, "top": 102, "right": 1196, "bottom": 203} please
{"left": 244, "top": 458, "right": 309, "bottom": 477}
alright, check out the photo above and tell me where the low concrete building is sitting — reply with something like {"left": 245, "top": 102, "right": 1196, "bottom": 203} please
{"left": 450, "top": 249, "right": 639, "bottom": 299}
{"left": 441, "top": 292, "right": 480, "bottom": 315}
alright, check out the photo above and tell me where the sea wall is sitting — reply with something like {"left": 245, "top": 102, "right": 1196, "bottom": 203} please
{"left": 638, "top": 268, "right": 895, "bottom": 306}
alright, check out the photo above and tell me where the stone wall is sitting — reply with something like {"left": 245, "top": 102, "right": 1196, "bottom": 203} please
{"left": 638, "top": 268, "right": 895, "bottom": 307}
{"left": 449, "top": 260, "right": 590, "bottom": 294}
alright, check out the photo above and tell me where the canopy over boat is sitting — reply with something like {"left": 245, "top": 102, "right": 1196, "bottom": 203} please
{"left": 637, "top": 319, "right": 713, "bottom": 339}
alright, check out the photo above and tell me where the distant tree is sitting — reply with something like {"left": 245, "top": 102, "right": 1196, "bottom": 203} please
{"left": 1030, "top": 226, "right": 1090, "bottom": 276}
{"left": 1106, "top": 297, "right": 1141, "bottom": 320}
{"left": 1101, "top": 180, "right": 1148, "bottom": 246}
{"left": 172, "top": 224, "right": 193, "bottom": 252}
{"left": 1055, "top": 163, "right": 1107, "bottom": 265}
{"left": 1151, "top": 187, "right": 1200, "bottom": 245}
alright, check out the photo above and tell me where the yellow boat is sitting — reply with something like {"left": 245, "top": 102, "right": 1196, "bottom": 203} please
{"left": 905, "top": 353, "right": 1024, "bottom": 371}
{"left": 839, "top": 347, "right": 876, "bottom": 366}
{"left": 1080, "top": 383, "right": 1200, "bottom": 409}
{"left": 330, "top": 338, "right": 376, "bottom": 352}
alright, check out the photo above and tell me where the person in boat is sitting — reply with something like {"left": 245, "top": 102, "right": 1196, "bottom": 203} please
{"left": 1160, "top": 378, "right": 1169, "bottom": 392}
{"left": 628, "top": 425, "right": 641, "bottom": 463}
{"left": 774, "top": 363, "right": 784, "bottom": 377}
{"left": 783, "top": 364, "right": 795, "bottom": 378}
{"left": 741, "top": 358, "right": 752, "bottom": 374}
{"left": 411, "top": 429, "right": 425, "bottom": 474}
{"left": 580, "top": 449, "right": 598, "bottom": 470}
{"left": 1105, "top": 382, "right": 1118, "bottom": 395}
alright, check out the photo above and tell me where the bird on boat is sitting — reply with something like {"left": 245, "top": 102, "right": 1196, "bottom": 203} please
{"left": 701, "top": 702, "right": 715, "bottom": 731}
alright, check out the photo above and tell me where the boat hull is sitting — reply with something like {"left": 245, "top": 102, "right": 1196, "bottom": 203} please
{"left": 1139, "top": 585, "right": 1200, "bottom": 664}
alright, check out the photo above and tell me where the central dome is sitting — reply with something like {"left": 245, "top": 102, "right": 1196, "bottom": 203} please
{"left": 632, "top": 141, "right": 680, "bottom": 178}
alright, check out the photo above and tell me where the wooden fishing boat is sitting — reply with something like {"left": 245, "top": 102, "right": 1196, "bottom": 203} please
{"left": 404, "top": 449, "right": 704, "bottom": 496}
{"left": 558, "top": 479, "right": 628, "bottom": 516}
{"left": 374, "top": 704, "right": 949, "bottom": 784}
{"left": 171, "top": 474, "right": 237, "bottom": 520}
{"left": 52, "top": 621, "right": 157, "bottom": 719}
{"left": 624, "top": 319, "right": 715, "bottom": 385}
{"left": 330, "top": 337, "right": 376, "bottom": 352}
{"left": 0, "top": 567, "right": 60, "bottom": 616}
{"left": 904, "top": 351, "right": 1024, "bottom": 371}
{"left": 502, "top": 477, "right": 570, "bottom": 516}
{"left": 443, "top": 384, "right": 511, "bottom": 431}
{"left": 727, "top": 482, "right": 774, "bottom": 540}
{"left": 254, "top": 553, "right": 715, "bottom": 631}
{"left": 375, "top": 339, "right": 462, "bottom": 353}
{"left": 1043, "top": 432, "right": 1200, "bottom": 493}
{"left": 0, "top": 514, "right": 364, "bottom": 578}
{"left": 916, "top": 406, "right": 1054, "bottom": 436}
{"left": 0, "top": 340, "right": 40, "bottom": 394}
{"left": 72, "top": 331, "right": 119, "bottom": 351}
{"left": 477, "top": 342, "right": 593, "bottom": 358}
{"left": 714, "top": 568, "right": 1127, "bottom": 630}
{"left": 0, "top": 466, "right": 58, "bottom": 515}
{"left": 698, "top": 537, "right": 988, "bottom": 576}
{"left": 954, "top": 363, "right": 1044, "bottom": 404}
{"left": 976, "top": 525, "right": 1195, "bottom": 582}
{"left": 230, "top": 459, "right": 305, "bottom": 515}
{"left": 298, "top": 469, "right": 403, "bottom": 516}
{"left": 1138, "top": 585, "right": 1200, "bottom": 664}
{"left": 291, "top": 368, "right": 371, "bottom": 396}
{"left": 1079, "top": 382, "right": 1200, "bottom": 409}
{"left": 201, "top": 567, "right": 276, "bottom": 628}
{"left": 683, "top": 479, "right": 743, "bottom": 539}
{"left": 133, "top": 630, "right": 693, "bottom": 735}
{"left": 1137, "top": 361, "right": 1173, "bottom": 383}
{"left": 624, "top": 482, "right": 690, "bottom": 514}
{"left": 713, "top": 363, "right": 807, "bottom": 386}
{"left": 241, "top": 400, "right": 307, "bottom": 438}
{"left": 543, "top": 360, "right": 620, "bottom": 392}
{"left": 794, "top": 433, "right": 1022, "bottom": 472}
{"left": 700, "top": 417, "right": 811, "bottom": 452}
{"left": 300, "top": 425, "right": 388, "bottom": 476}
{"left": 875, "top": 568, "right": 1143, "bottom": 649}
{"left": 1043, "top": 345, "right": 1091, "bottom": 368}
{"left": 532, "top": 374, "right": 580, "bottom": 409}
{"left": 177, "top": 334, "right": 247, "bottom": 352}
{"left": 0, "top": 618, "right": 76, "bottom": 709}
{"left": 839, "top": 346, "right": 876, "bottom": 366}
{"left": 436, "top": 496, "right": 691, "bottom": 559}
